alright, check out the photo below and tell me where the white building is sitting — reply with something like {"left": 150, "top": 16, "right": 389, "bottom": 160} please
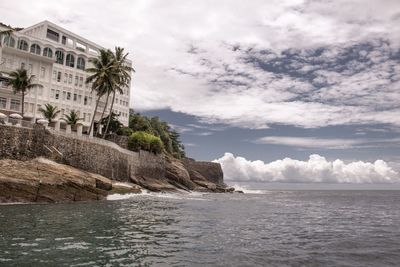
{"left": 0, "top": 20, "right": 131, "bottom": 131}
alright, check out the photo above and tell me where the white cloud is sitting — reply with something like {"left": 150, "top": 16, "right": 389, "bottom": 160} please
{"left": 1, "top": 0, "right": 400, "bottom": 129}
{"left": 214, "top": 153, "right": 400, "bottom": 184}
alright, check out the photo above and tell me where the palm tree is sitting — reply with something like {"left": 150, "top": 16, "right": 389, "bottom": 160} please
{"left": 63, "top": 110, "right": 83, "bottom": 126}
{"left": 103, "top": 47, "right": 134, "bottom": 138}
{"left": 39, "top": 103, "right": 60, "bottom": 123}
{"left": 6, "top": 68, "right": 42, "bottom": 117}
{"left": 85, "top": 49, "right": 116, "bottom": 136}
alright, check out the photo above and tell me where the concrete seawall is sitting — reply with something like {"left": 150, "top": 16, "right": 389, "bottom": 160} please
{"left": 0, "top": 124, "right": 165, "bottom": 181}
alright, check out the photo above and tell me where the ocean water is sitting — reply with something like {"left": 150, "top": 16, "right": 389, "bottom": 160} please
{"left": 1, "top": 190, "right": 400, "bottom": 266}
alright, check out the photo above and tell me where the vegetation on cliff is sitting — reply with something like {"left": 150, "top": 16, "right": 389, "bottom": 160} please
{"left": 117, "top": 110, "right": 186, "bottom": 158}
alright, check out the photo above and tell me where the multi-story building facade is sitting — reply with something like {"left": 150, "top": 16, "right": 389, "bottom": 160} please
{"left": 0, "top": 20, "right": 131, "bottom": 131}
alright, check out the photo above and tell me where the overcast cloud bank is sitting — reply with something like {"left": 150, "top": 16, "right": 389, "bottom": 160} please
{"left": 2, "top": 0, "right": 400, "bottom": 129}
{"left": 214, "top": 153, "right": 399, "bottom": 184}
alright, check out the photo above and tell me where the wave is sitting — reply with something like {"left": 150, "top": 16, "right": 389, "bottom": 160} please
{"left": 230, "top": 184, "right": 267, "bottom": 194}
{"left": 107, "top": 190, "right": 208, "bottom": 201}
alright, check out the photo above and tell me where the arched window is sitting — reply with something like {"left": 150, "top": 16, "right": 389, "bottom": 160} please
{"left": 17, "top": 40, "right": 28, "bottom": 51}
{"left": 3, "top": 36, "right": 15, "bottom": 47}
{"left": 66, "top": 54, "right": 75, "bottom": 68}
{"left": 43, "top": 47, "right": 53, "bottom": 58}
{"left": 55, "top": 50, "right": 64, "bottom": 64}
{"left": 77, "top": 57, "right": 85, "bottom": 70}
{"left": 30, "top": 44, "right": 41, "bottom": 55}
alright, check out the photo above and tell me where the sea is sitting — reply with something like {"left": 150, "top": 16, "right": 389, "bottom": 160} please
{"left": 1, "top": 189, "right": 400, "bottom": 266}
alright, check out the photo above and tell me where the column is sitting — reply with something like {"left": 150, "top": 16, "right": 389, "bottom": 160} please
{"left": 54, "top": 120, "right": 60, "bottom": 131}
{"left": 77, "top": 124, "right": 83, "bottom": 136}
{"left": 66, "top": 124, "right": 72, "bottom": 134}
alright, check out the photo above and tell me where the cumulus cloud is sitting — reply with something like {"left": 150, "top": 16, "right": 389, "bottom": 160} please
{"left": 1, "top": 0, "right": 400, "bottom": 129}
{"left": 214, "top": 153, "right": 400, "bottom": 184}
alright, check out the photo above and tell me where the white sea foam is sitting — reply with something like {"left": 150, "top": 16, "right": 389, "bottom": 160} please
{"left": 107, "top": 190, "right": 208, "bottom": 201}
{"left": 113, "top": 182, "right": 134, "bottom": 188}
{"left": 231, "top": 184, "right": 266, "bottom": 194}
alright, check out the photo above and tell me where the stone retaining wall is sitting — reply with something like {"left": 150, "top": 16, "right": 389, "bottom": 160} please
{"left": 0, "top": 124, "right": 165, "bottom": 181}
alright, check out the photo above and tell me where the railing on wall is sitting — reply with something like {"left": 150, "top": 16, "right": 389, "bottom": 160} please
{"left": 47, "top": 128, "right": 138, "bottom": 156}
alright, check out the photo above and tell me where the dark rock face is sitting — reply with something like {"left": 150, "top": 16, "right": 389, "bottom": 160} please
{"left": 184, "top": 159, "right": 225, "bottom": 186}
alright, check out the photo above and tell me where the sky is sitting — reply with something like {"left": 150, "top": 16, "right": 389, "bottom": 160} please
{"left": 2, "top": 0, "right": 400, "bottom": 187}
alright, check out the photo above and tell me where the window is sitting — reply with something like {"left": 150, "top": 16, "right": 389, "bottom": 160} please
{"left": 75, "top": 76, "right": 79, "bottom": 86}
{"left": 40, "top": 67, "right": 45, "bottom": 78}
{"left": 87, "top": 113, "right": 91, "bottom": 122}
{"left": 30, "top": 44, "right": 41, "bottom": 55}
{"left": 77, "top": 57, "right": 85, "bottom": 70}
{"left": 64, "top": 73, "right": 68, "bottom": 83}
{"left": 43, "top": 47, "right": 53, "bottom": 58}
{"left": 78, "top": 95, "right": 82, "bottom": 103}
{"left": 0, "top": 97, "right": 6, "bottom": 109}
{"left": 62, "top": 91, "right": 66, "bottom": 100}
{"left": 3, "top": 36, "right": 15, "bottom": 47}
{"left": 10, "top": 99, "right": 20, "bottom": 111}
{"left": 84, "top": 96, "right": 88, "bottom": 105}
{"left": 76, "top": 42, "right": 86, "bottom": 52}
{"left": 67, "top": 92, "right": 71, "bottom": 100}
{"left": 29, "top": 103, "right": 34, "bottom": 113}
{"left": 38, "top": 87, "right": 43, "bottom": 96}
{"left": 73, "top": 93, "right": 77, "bottom": 101}
{"left": 69, "top": 74, "right": 73, "bottom": 84}
{"left": 89, "top": 97, "right": 92, "bottom": 105}
{"left": 46, "top": 29, "right": 59, "bottom": 42}
{"left": 79, "top": 77, "right": 83, "bottom": 87}
{"left": 57, "top": 72, "right": 61, "bottom": 82}
{"left": 55, "top": 50, "right": 64, "bottom": 64}
{"left": 50, "top": 89, "right": 55, "bottom": 98}
{"left": 21, "top": 62, "right": 25, "bottom": 69}
{"left": 28, "top": 64, "right": 33, "bottom": 75}
{"left": 66, "top": 54, "right": 75, "bottom": 67}
{"left": 52, "top": 70, "right": 57, "bottom": 80}
{"left": 17, "top": 40, "right": 28, "bottom": 51}
{"left": 62, "top": 36, "right": 74, "bottom": 47}
{"left": 55, "top": 90, "right": 60, "bottom": 100}
{"left": 88, "top": 47, "right": 98, "bottom": 55}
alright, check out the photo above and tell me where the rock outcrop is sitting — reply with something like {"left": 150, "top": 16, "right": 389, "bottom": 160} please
{"left": 0, "top": 158, "right": 129, "bottom": 203}
{"left": 141, "top": 155, "right": 235, "bottom": 193}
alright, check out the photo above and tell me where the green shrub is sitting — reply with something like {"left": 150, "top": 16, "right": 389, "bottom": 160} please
{"left": 128, "top": 131, "right": 163, "bottom": 154}
{"left": 116, "top": 127, "right": 133, "bottom": 136}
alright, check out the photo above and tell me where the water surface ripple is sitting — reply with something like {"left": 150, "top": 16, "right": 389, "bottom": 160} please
{"left": 1, "top": 190, "right": 400, "bottom": 266}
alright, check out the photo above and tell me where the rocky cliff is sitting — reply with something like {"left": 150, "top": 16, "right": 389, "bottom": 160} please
{"left": 0, "top": 124, "right": 234, "bottom": 203}
{"left": 0, "top": 156, "right": 233, "bottom": 203}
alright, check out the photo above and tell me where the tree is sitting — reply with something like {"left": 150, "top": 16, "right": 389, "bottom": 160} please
{"left": 103, "top": 47, "right": 134, "bottom": 138}
{"left": 127, "top": 111, "right": 186, "bottom": 158}
{"left": 85, "top": 49, "right": 115, "bottom": 136}
{"left": 63, "top": 110, "right": 82, "bottom": 126}
{"left": 39, "top": 103, "right": 60, "bottom": 123}
{"left": 100, "top": 112, "right": 122, "bottom": 134}
{"left": 6, "top": 68, "right": 42, "bottom": 117}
